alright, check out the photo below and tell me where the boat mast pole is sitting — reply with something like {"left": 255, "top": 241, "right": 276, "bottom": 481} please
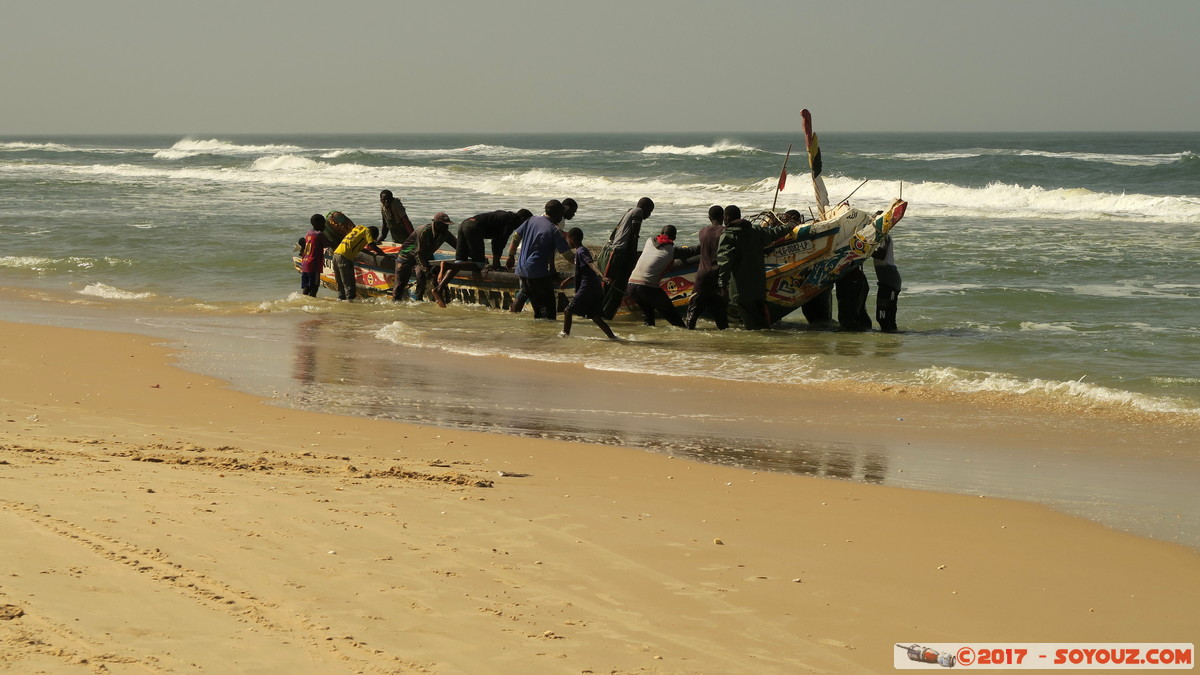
{"left": 771, "top": 144, "right": 793, "bottom": 213}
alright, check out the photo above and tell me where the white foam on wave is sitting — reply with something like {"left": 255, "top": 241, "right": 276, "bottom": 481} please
{"left": 1068, "top": 283, "right": 1200, "bottom": 299}
{"left": 376, "top": 322, "right": 427, "bottom": 348}
{"left": 1011, "top": 148, "right": 1189, "bottom": 167}
{"left": 11, "top": 150, "right": 1197, "bottom": 224}
{"left": 0, "top": 255, "right": 131, "bottom": 272}
{"left": 78, "top": 282, "right": 153, "bottom": 300}
{"left": 641, "top": 140, "right": 761, "bottom": 156}
{"left": 373, "top": 313, "right": 1198, "bottom": 415}
{"left": 317, "top": 144, "right": 597, "bottom": 160}
{"left": 861, "top": 177, "right": 1200, "bottom": 224}
{"left": 859, "top": 148, "right": 1192, "bottom": 167}
{"left": 904, "top": 282, "right": 984, "bottom": 295}
{"left": 31, "top": 157, "right": 451, "bottom": 191}
{"left": 0, "top": 255, "right": 59, "bottom": 271}
{"left": 472, "top": 169, "right": 743, "bottom": 206}
{"left": 1, "top": 141, "right": 77, "bottom": 152}
{"left": 153, "top": 138, "right": 306, "bottom": 160}
{"left": 1019, "top": 321, "right": 1079, "bottom": 333}
{"left": 917, "top": 366, "right": 1200, "bottom": 414}
{"left": 252, "top": 154, "right": 326, "bottom": 171}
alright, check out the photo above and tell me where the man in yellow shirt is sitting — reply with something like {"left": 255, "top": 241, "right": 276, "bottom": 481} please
{"left": 332, "top": 222, "right": 385, "bottom": 301}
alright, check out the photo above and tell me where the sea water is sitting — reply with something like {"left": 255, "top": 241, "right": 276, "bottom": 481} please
{"left": 2, "top": 131, "right": 1198, "bottom": 544}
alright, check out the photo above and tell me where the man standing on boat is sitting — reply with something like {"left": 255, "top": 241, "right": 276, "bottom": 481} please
{"left": 513, "top": 200, "right": 573, "bottom": 320}
{"left": 716, "top": 205, "right": 792, "bottom": 330}
{"left": 393, "top": 212, "right": 457, "bottom": 305}
{"left": 379, "top": 190, "right": 414, "bottom": 243}
{"left": 685, "top": 205, "right": 729, "bottom": 330}
{"left": 597, "top": 197, "right": 654, "bottom": 319}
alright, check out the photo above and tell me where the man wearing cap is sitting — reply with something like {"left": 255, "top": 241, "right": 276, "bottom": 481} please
{"left": 379, "top": 190, "right": 414, "bottom": 243}
{"left": 393, "top": 212, "right": 458, "bottom": 306}
{"left": 511, "top": 200, "right": 574, "bottom": 320}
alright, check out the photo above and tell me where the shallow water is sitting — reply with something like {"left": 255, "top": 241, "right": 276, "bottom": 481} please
{"left": 5, "top": 295, "right": 1197, "bottom": 549}
{"left": 3, "top": 130, "right": 1199, "bottom": 547}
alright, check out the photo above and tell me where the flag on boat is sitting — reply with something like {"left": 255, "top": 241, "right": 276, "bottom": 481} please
{"left": 801, "top": 109, "right": 830, "bottom": 218}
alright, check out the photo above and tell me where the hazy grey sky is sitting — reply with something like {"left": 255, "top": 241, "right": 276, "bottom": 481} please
{"left": 4, "top": 0, "right": 1198, "bottom": 134}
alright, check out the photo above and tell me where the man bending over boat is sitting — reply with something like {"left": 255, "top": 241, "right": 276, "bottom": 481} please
{"left": 393, "top": 212, "right": 457, "bottom": 306}
{"left": 597, "top": 197, "right": 654, "bottom": 320}
{"left": 332, "top": 222, "right": 386, "bottom": 302}
{"left": 626, "top": 225, "right": 693, "bottom": 328}
{"left": 685, "top": 205, "right": 729, "bottom": 330}
{"left": 454, "top": 208, "right": 532, "bottom": 270}
{"left": 432, "top": 208, "right": 533, "bottom": 300}
{"left": 716, "top": 205, "right": 792, "bottom": 330}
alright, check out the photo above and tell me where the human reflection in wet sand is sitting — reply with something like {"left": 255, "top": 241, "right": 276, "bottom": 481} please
{"left": 492, "top": 421, "right": 891, "bottom": 486}
{"left": 292, "top": 319, "right": 322, "bottom": 386}
{"left": 285, "top": 319, "right": 890, "bottom": 487}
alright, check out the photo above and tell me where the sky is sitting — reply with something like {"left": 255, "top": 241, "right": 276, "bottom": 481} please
{"left": 4, "top": 0, "right": 1198, "bottom": 134}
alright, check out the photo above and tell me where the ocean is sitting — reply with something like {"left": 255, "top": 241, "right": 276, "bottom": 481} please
{"left": 2, "top": 130, "right": 1198, "bottom": 544}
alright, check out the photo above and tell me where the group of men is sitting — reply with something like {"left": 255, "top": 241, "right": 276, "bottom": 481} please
{"left": 296, "top": 190, "right": 901, "bottom": 334}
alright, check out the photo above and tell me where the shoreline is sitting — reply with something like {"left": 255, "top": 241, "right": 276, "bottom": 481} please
{"left": 2, "top": 319, "right": 1199, "bottom": 672}
{"left": 3, "top": 290, "right": 1199, "bottom": 549}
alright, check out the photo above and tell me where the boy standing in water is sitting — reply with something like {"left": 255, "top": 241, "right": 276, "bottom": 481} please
{"left": 561, "top": 227, "right": 617, "bottom": 340}
{"left": 298, "top": 214, "right": 328, "bottom": 297}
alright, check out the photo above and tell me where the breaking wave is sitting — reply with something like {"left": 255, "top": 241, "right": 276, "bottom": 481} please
{"left": 153, "top": 138, "right": 306, "bottom": 160}
{"left": 78, "top": 282, "right": 154, "bottom": 300}
{"left": 859, "top": 148, "right": 1195, "bottom": 167}
{"left": 917, "top": 366, "right": 1200, "bottom": 414}
{"left": 641, "top": 141, "right": 763, "bottom": 156}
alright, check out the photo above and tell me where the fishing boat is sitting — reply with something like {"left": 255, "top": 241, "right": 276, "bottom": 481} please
{"left": 292, "top": 110, "right": 906, "bottom": 325}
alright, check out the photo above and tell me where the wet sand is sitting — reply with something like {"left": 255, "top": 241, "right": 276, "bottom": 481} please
{"left": 1, "top": 319, "right": 1198, "bottom": 673}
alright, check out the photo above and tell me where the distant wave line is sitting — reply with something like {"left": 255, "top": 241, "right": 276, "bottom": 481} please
{"left": 858, "top": 148, "right": 1194, "bottom": 166}
{"left": 6, "top": 158, "right": 1198, "bottom": 224}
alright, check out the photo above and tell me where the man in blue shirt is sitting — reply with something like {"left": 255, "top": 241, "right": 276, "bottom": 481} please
{"left": 512, "top": 199, "right": 573, "bottom": 320}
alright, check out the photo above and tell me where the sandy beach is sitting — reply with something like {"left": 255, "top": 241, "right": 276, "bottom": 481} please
{"left": 2, "top": 320, "right": 1198, "bottom": 674}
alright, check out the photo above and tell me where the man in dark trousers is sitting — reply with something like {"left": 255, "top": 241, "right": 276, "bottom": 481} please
{"left": 393, "top": 212, "right": 457, "bottom": 305}
{"left": 685, "top": 205, "right": 728, "bottom": 330}
{"left": 512, "top": 200, "right": 574, "bottom": 320}
{"left": 716, "top": 205, "right": 792, "bottom": 330}
{"left": 597, "top": 197, "right": 654, "bottom": 320}
{"left": 872, "top": 231, "right": 901, "bottom": 332}
{"left": 455, "top": 209, "right": 532, "bottom": 269}
{"left": 626, "top": 225, "right": 693, "bottom": 328}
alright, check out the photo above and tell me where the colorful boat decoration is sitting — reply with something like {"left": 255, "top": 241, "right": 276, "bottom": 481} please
{"left": 292, "top": 111, "right": 906, "bottom": 326}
